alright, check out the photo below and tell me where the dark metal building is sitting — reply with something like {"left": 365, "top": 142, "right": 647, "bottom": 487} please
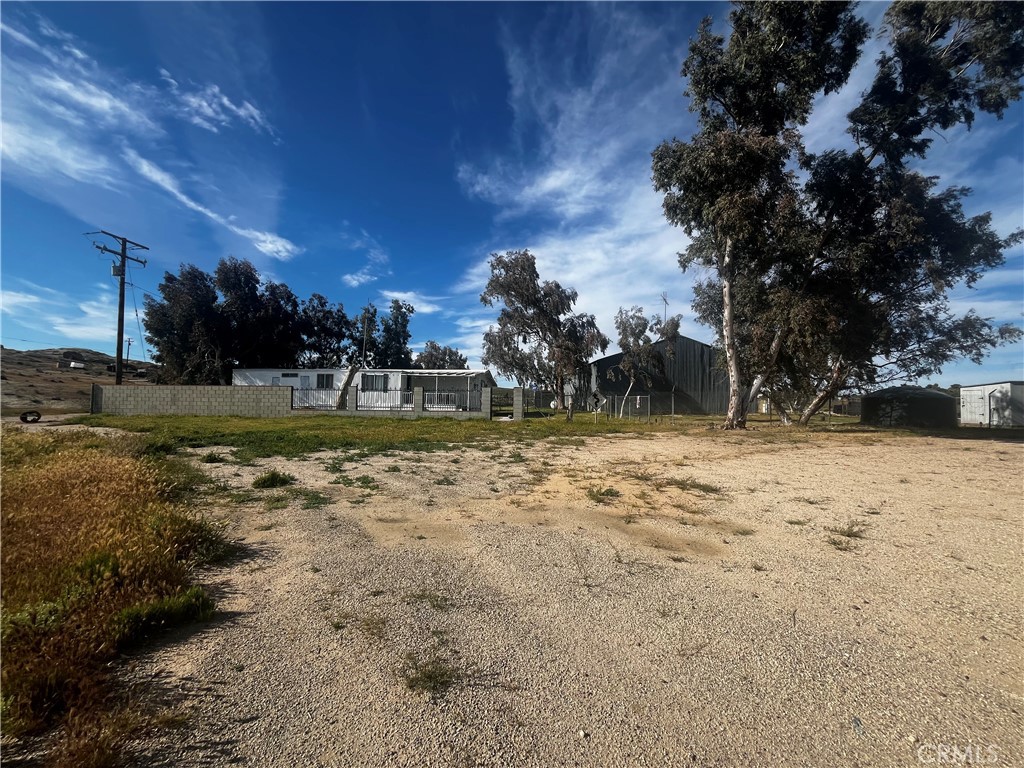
{"left": 588, "top": 336, "right": 729, "bottom": 415}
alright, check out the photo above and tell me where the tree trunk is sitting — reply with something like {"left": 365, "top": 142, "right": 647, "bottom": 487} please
{"left": 721, "top": 240, "right": 746, "bottom": 429}
{"left": 798, "top": 359, "right": 846, "bottom": 425}
{"left": 745, "top": 327, "right": 785, "bottom": 416}
{"left": 339, "top": 364, "right": 360, "bottom": 409}
{"left": 618, "top": 377, "right": 635, "bottom": 419}
{"left": 770, "top": 396, "right": 794, "bottom": 425}
{"left": 554, "top": 373, "right": 566, "bottom": 411}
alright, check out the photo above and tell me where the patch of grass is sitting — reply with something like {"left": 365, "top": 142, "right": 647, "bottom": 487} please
{"left": 401, "top": 652, "right": 462, "bottom": 698}
{"left": 384, "top": 465, "right": 402, "bottom": 473}
{"left": 828, "top": 536, "right": 858, "bottom": 552}
{"left": 658, "top": 477, "right": 724, "bottom": 495}
{"left": 433, "top": 475, "right": 457, "bottom": 486}
{"left": 405, "top": 590, "right": 452, "bottom": 611}
{"left": 507, "top": 450, "right": 526, "bottom": 463}
{"left": 826, "top": 519, "right": 870, "bottom": 539}
{"left": 252, "top": 470, "right": 296, "bottom": 489}
{"left": 263, "top": 494, "right": 290, "bottom": 511}
{"left": 586, "top": 486, "right": 621, "bottom": 504}
{"left": 296, "top": 489, "right": 331, "bottom": 510}
{"left": 199, "top": 451, "right": 226, "bottom": 463}
{"left": 0, "top": 427, "right": 227, "bottom": 764}
{"left": 225, "top": 489, "right": 260, "bottom": 505}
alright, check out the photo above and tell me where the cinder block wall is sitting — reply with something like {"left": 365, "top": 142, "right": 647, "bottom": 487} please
{"left": 93, "top": 385, "right": 292, "bottom": 418}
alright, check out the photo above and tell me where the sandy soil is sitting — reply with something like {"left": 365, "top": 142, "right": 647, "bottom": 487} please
{"left": 110, "top": 430, "right": 1024, "bottom": 765}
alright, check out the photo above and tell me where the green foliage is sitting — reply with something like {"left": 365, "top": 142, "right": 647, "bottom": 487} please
{"left": 252, "top": 470, "right": 296, "bottom": 489}
{"left": 654, "top": 1, "right": 1024, "bottom": 427}
{"left": 480, "top": 250, "right": 608, "bottom": 410}
{"left": 414, "top": 340, "right": 469, "bottom": 370}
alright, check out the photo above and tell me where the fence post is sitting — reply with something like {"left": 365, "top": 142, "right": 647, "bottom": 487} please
{"left": 513, "top": 387, "right": 525, "bottom": 420}
{"left": 413, "top": 387, "right": 424, "bottom": 416}
{"left": 482, "top": 387, "right": 492, "bottom": 419}
{"left": 347, "top": 386, "right": 358, "bottom": 413}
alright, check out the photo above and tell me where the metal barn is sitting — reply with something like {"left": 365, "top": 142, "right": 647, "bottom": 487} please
{"left": 959, "top": 381, "right": 1024, "bottom": 427}
{"left": 589, "top": 336, "right": 730, "bottom": 415}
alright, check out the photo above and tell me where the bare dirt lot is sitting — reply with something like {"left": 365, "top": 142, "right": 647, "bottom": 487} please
{"left": 117, "top": 430, "right": 1021, "bottom": 767}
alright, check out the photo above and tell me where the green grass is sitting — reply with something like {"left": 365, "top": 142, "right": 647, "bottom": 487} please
{"left": 70, "top": 413, "right": 710, "bottom": 460}
{"left": 586, "top": 486, "right": 621, "bottom": 504}
{"left": 252, "top": 470, "right": 296, "bottom": 489}
{"left": 402, "top": 652, "right": 463, "bottom": 697}
{"left": 0, "top": 427, "right": 229, "bottom": 766}
{"left": 657, "top": 477, "right": 724, "bottom": 495}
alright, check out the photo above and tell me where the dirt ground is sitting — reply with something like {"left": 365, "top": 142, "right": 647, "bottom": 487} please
{"left": 16, "top": 423, "right": 1024, "bottom": 766}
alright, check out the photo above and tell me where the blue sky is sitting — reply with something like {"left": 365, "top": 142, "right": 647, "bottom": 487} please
{"left": 2, "top": 2, "right": 1021, "bottom": 387}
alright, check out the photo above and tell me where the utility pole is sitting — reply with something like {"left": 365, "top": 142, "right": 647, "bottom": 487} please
{"left": 90, "top": 231, "right": 148, "bottom": 384}
{"left": 660, "top": 292, "right": 669, "bottom": 323}
{"left": 126, "top": 338, "right": 133, "bottom": 361}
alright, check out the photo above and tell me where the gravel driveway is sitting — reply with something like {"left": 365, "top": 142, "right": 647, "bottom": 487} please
{"left": 120, "top": 431, "right": 1023, "bottom": 767}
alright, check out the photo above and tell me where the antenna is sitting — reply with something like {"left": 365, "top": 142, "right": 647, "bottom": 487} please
{"left": 660, "top": 292, "right": 669, "bottom": 323}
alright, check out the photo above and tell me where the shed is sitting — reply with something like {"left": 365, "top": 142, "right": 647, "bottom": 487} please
{"left": 959, "top": 381, "right": 1024, "bottom": 427}
{"left": 861, "top": 386, "right": 958, "bottom": 429}
{"left": 588, "top": 336, "right": 729, "bottom": 415}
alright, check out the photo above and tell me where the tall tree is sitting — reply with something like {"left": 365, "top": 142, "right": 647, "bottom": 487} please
{"left": 414, "top": 341, "right": 469, "bottom": 370}
{"left": 144, "top": 265, "right": 229, "bottom": 384}
{"left": 655, "top": 1, "right": 1023, "bottom": 427}
{"left": 480, "top": 250, "right": 608, "bottom": 413}
{"left": 299, "top": 293, "right": 351, "bottom": 369}
{"left": 653, "top": 1, "right": 869, "bottom": 428}
{"left": 611, "top": 306, "right": 682, "bottom": 417}
{"left": 377, "top": 299, "right": 415, "bottom": 369}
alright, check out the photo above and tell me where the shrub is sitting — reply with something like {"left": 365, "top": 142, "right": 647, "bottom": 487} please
{"left": 252, "top": 469, "right": 296, "bottom": 489}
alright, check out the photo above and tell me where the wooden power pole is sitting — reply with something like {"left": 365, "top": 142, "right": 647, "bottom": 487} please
{"left": 90, "top": 231, "right": 148, "bottom": 384}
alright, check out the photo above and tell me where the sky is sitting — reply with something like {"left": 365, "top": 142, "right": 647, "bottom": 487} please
{"left": 1, "top": 1, "right": 1021, "bottom": 388}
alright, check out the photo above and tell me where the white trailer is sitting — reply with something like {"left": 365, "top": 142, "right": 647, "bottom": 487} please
{"left": 959, "top": 381, "right": 1024, "bottom": 427}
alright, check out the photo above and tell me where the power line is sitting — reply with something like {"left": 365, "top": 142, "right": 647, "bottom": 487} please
{"left": 126, "top": 261, "right": 151, "bottom": 363}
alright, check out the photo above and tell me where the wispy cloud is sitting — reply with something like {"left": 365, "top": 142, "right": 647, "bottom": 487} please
{"left": 121, "top": 148, "right": 301, "bottom": 260}
{"left": 379, "top": 290, "right": 444, "bottom": 314}
{"left": 454, "top": 5, "right": 700, "bottom": 353}
{"left": 1, "top": 282, "right": 119, "bottom": 344}
{"left": 0, "top": 14, "right": 295, "bottom": 261}
{"left": 341, "top": 228, "right": 392, "bottom": 287}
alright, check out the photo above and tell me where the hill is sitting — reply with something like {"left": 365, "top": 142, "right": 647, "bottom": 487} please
{"left": 0, "top": 347, "right": 156, "bottom": 415}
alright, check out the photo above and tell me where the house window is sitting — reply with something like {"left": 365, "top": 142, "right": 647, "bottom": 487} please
{"left": 316, "top": 373, "right": 334, "bottom": 389}
{"left": 281, "top": 373, "right": 298, "bottom": 378}
{"left": 362, "top": 373, "right": 388, "bottom": 392}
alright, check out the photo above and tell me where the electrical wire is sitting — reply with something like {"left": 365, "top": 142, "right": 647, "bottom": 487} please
{"left": 126, "top": 262, "right": 151, "bottom": 362}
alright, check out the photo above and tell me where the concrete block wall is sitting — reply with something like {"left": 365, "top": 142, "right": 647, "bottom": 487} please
{"left": 93, "top": 384, "right": 292, "bottom": 418}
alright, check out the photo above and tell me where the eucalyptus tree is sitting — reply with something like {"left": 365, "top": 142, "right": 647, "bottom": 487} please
{"left": 481, "top": 249, "right": 608, "bottom": 413}
{"left": 655, "top": 1, "right": 1023, "bottom": 427}
{"left": 414, "top": 341, "right": 469, "bottom": 370}
{"left": 653, "top": 1, "right": 869, "bottom": 428}
{"left": 611, "top": 306, "right": 682, "bottom": 417}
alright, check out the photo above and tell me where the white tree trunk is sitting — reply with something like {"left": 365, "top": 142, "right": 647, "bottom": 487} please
{"left": 618, "top": 378, "right": 635, "bottom": 419}
{"left": 721, "top": 240, "right": 746, "bottom": 429}
{"left": 798, "top": 359, "right": 845, "bottom": 425}
{"left": 745, "top": 327, "right": 785, "bottom": 416}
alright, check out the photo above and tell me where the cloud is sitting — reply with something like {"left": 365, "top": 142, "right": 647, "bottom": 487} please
{"left": 122, "top": 147, "right": 301, "bottom": 260}
{"left": 341, "top": 228, "right": 392, "bottom": 287}
{"left": 0, "top": 290, "right": 43, "bottom": 314}
{"left": 1, "top": 283, "right": 119, "bottom": 344}
{"left": 158, "top": 67, "right": 274, "bottom": 136}
{"left": 1, "top": 119, "right": 118, "bottom": 186}
{"left": 379, "top": 290, "right": 444, "bottom": 314}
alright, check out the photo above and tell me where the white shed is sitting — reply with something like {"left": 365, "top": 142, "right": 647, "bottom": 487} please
{"left": 959, "top": 381, "right": 1024, "bottom": 427}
